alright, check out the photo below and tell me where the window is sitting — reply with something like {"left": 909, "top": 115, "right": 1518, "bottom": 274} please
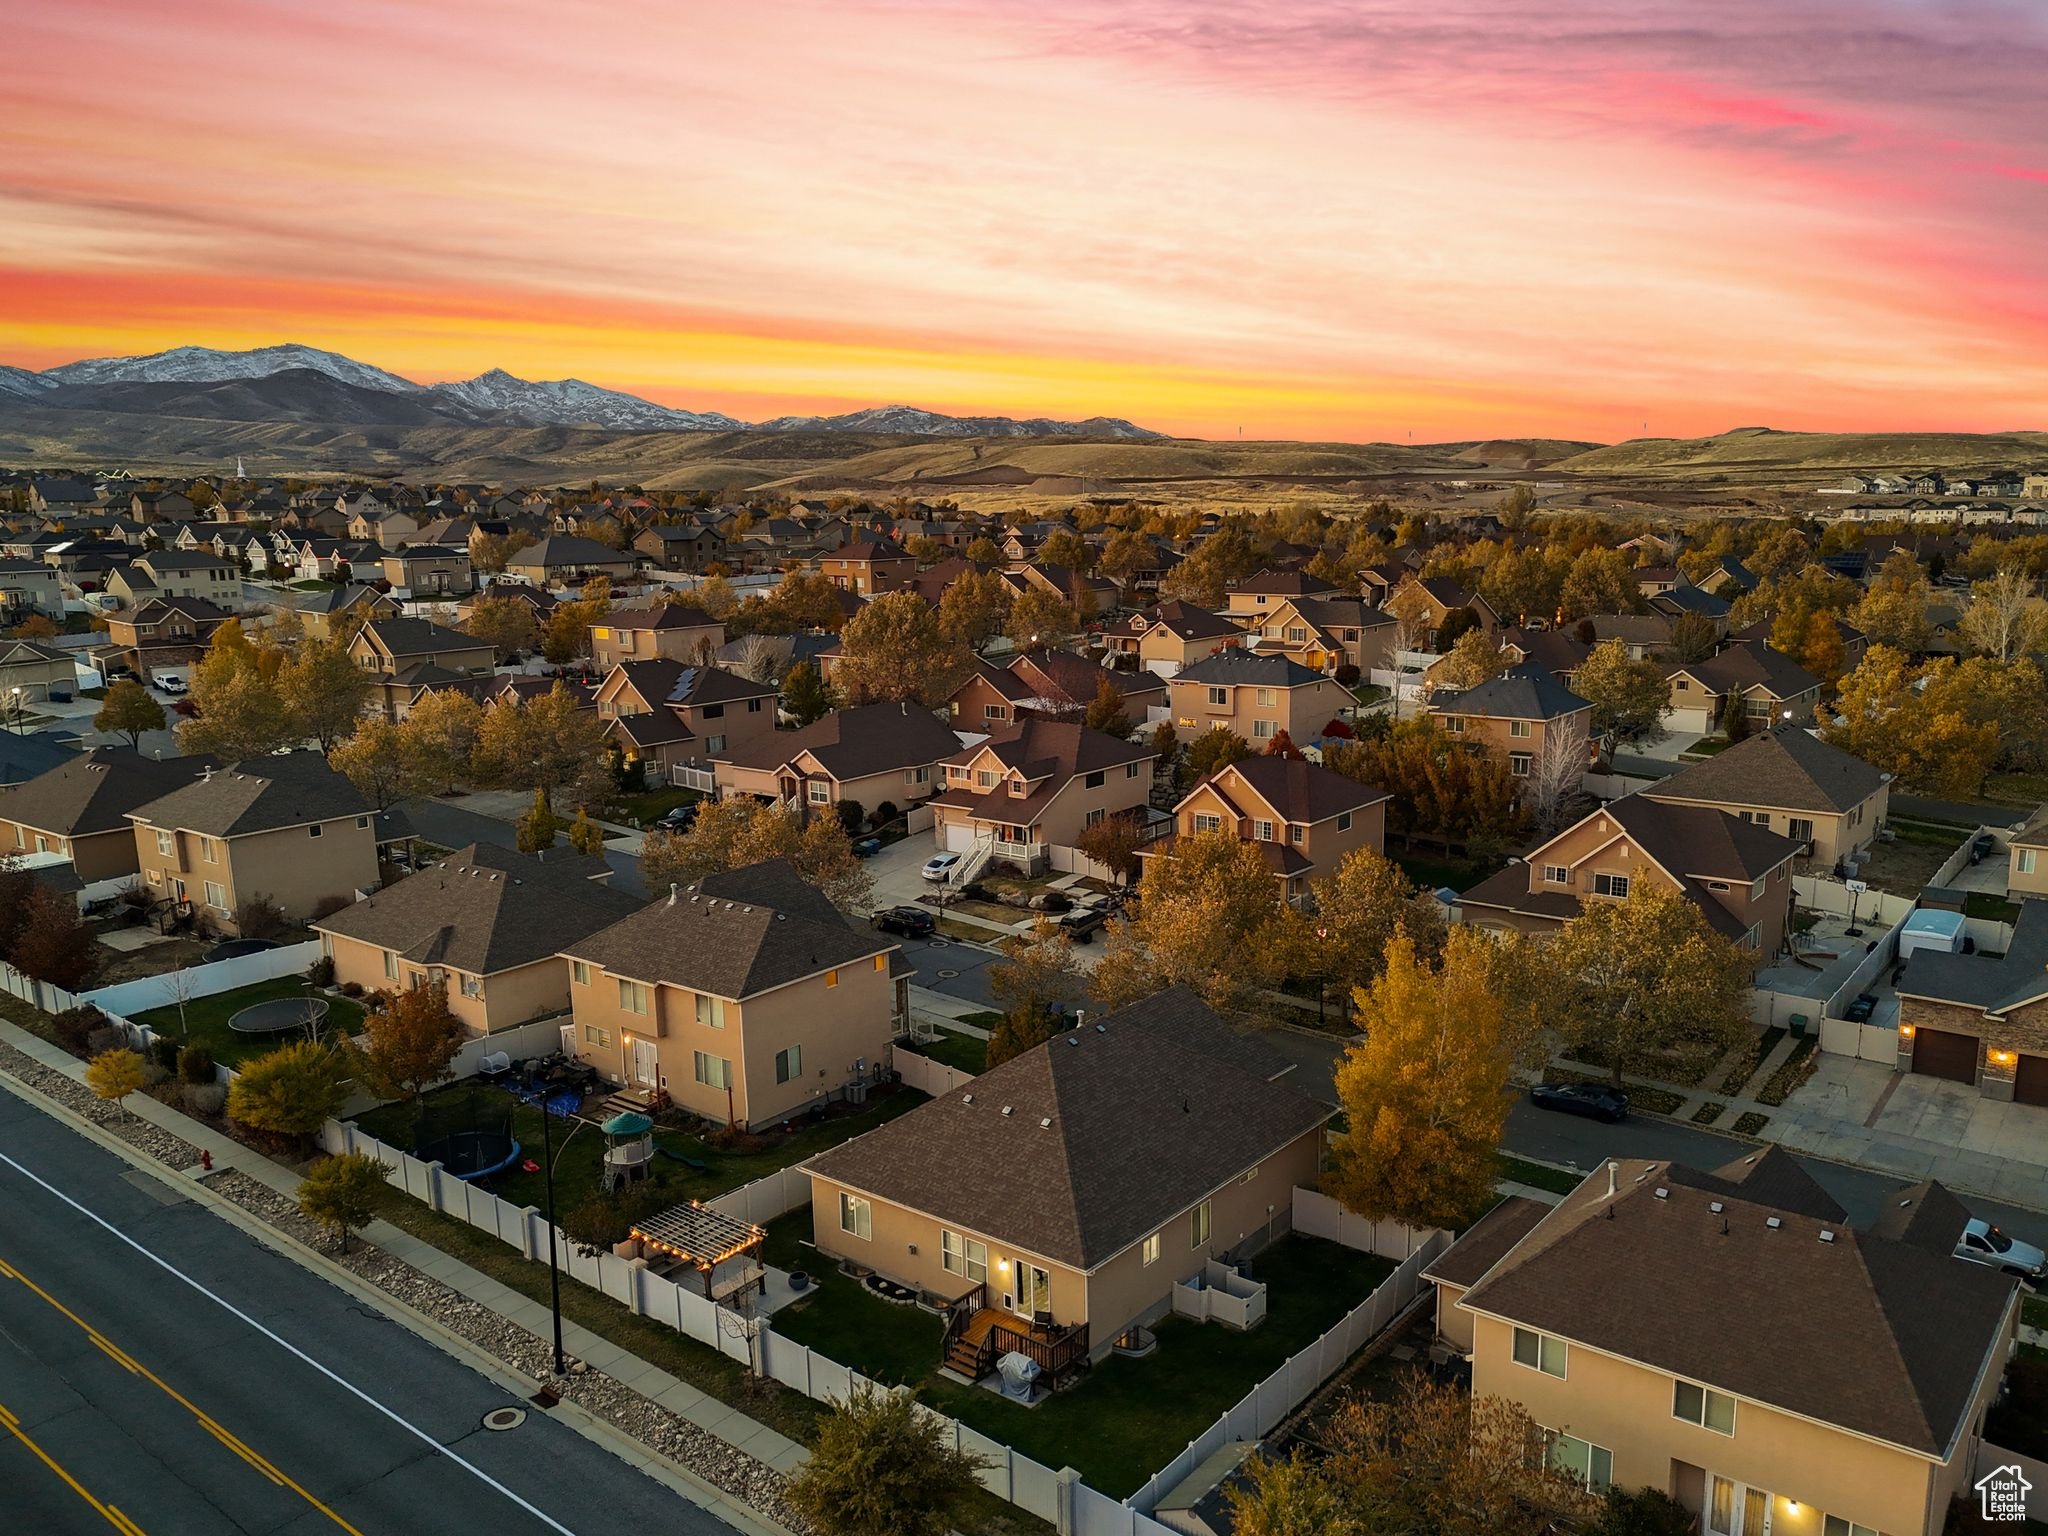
{"left": 383, "top": 950, "right": 398, "bottom": 980}
{"left": 1824, "top": 1518, "right": 1878, "bottom": 1536}
{"left": 1509, "top": 752, "right": 1532, "bottom": 776}
{"left": 583, "top": 1024, "right": 611, "bottom": 1049}
{"left": 308, "top": 823, "right": 323, "bottom": 837}
{"left": 695, "top": 993, "right": 725, "bottom": 1029}
{"left": 839, "top": 1192, "right": 871, "bottom": 1241}
{"left": 1142, "top": 1232, "right": 1161, "bottom": 1267}
{"left": 355, "top": 816, "right": 369, "bottom": 829}
{"left": 2023, "top": 850, "right": 2040, "bottom": 875}
{"left": 1252, "top": 719, "right": 1276, "bottom": 739}
{"left": 618, "top": 979, "right": 649, "bottom": 1015}
{"left": 693, "top": 1051, "right": 732, "bottom": 1090}
{"left": 976, "top": 770, "right": 998, "bottom": 789}
{"left": 1672, "top": 1379, "right": 1736, "bottom": 1434}
{"left": 807, "top": 781, "right": 830, "bottom": 804}
{"left": 1286, "top": 626, "right": 1307, "bottom": 643}
{"left": 1592, "top": 873, "right": 1630, "bottom": 898}
{"left": 1253, "top": 819, "right": 1274, "bottom": 842}
{"left": 826, "top": 968, "right": 839, "bottom": 988}
{"left": 873, "top": 954, "right": 886, "bottom": 972}
{"left": 983, "top": 704, "right": 1008, "bottom": 721}
{"left": 1255, "top": 688, "right": 1278, "bottom": 707}
{"left": 1545, "top": 1432, "right": 1612, "bottom": 1492}
{"left": 1542, "top": 864, "right": 1569, "bottom": 884}
{"left": 1192, "top": 813, "right": 1222, "bottom": 834}
{"left": 1084, "top": 807, "right": 1106, "bottom": 829}
{"left": 460, "top": 974, "right": 483, "bottom": 999}
{"left": 155, "top": 829, "right": 173, "bottom": 857}
{"left": 1443, "top": 715, "right": 1465, "bottom": 734}
{"left": 1084, "top": 770, "right": 1105, "bottom": 789}
{"left": 1788, "top": 817, "right": 1814, "bottom": 843}
{"left": 203, "top": 881, "right": 227, "bottom": 910}
{"left": 1336, "top": 811, "right": 1352, "bottom": 832}
{"left": 706, "top": 735, "right": 725, "bottom": 754}
{"left": 200, "top": 837, "right": 217, "bottom": 863}
{"left": 701, "top": 703, "right": 724, "bottom": 719}
{"left": 1509, "top": 718, "right": 1531, "bottom": 738}
{"left": 1743, "top": 924, "right": 1761, "bottom": 950}
{"left": 775, "top": 1045, "right": 802, "bottom": 1083}
{"left": 1511, "top": 1327, "right": 1566, "bottom": 1378}
{"left": 1126, "top": 761, "right": 1140, "bottom": 779}
{"left": 941, "top": 1229, "right": 987, "bottom": 1283}
{"left": 1290, "top": 824, "right": 1305, "bottom": 846}
{"left": 1190, "top": 1200, "right": 1211, "bottom": 1247}
{"left": 1205, "top": 687, "right": 1228, "bottom": 707}
{"left": 571, "top": 959, "right": 589, "bottom": 986}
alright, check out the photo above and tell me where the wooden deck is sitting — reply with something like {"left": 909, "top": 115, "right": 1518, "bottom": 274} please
{"left": 954, "top": 1309, "right": 1059, "bottom": 1352}
{"left": 942, "top": 1308, "right": 1089, "bottom": 1385}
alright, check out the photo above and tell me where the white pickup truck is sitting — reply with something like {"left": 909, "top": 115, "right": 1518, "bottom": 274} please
{"left": 1954, "top": 1217, "right": 2047, "bottom": 1284}
{"left": 150, "top": 670, "right": 188, "bottom": 696}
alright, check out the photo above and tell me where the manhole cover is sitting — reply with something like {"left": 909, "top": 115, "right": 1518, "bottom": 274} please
{"left": 937, "top": 969, "right": 959, "bottom": 980}
{"left": 483, "top": 1407, "right": 527, "bottom": 1431}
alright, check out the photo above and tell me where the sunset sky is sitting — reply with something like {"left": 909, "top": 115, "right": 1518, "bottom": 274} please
{"left": 6, "top": 0, "right": 2047, "bottom": 442}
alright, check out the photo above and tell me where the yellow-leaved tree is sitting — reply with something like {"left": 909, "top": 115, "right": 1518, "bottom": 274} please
{"left": 1327, "top": 928, "right": 1520, "bottom": 1232}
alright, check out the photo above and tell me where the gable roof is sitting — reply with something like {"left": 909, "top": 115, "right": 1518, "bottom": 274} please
{"left": 360, "top": 617, "right": 485, "bottom": 658}
{"left": 1144, "top": 601, "right": 1241, "bottom": 642}
{"left": 312, "top": 843, "right": 641, "bottom": 975}
{"left": 1174, "top": 650, "right": 1330, "bottom": 689}
{"left": 1675, "top": 642, "right": 1822, "bottom": 700}
{"left": 1008, "top": 648, "right": 1163, "bottom": 706}
{"left": 1646, "top": 727, "right": 1889, "bottom": 816}
{"left": 127, "top": 754, "right": 370, "bottom": 837}
{"left": 803, "top": 987, "right": 1326, "bottom": 1270}
{"left": 604, "top": 604, "right": 720, "bottom": 632}
{"left": 1456, "top": 1156, "right": 2014, "bottom": 1457}
{"left": 1599, "top": 794, "right": 1803, "bottom": 883}
{"left": 718, "top": 701, "right": 961, "bottom": 781}
{"left": 0, "top": 748, "right": 211, "bottom": 836}
{"left": 1430, "top": 663, "right": 1590, "bottom": 722}
{"left": 1206, "top": 756, "right": 1388, "bottom": 823}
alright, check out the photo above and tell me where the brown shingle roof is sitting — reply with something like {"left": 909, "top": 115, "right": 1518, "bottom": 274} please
{"left": 1207, "top": 757, "right": 1387, "bottom": 824}
{"left": 803, "top": 988, "right": 1326, "bottom": 1269}
{"left": 0, "top": 748, "right": 212, "bottom": 837}
{"left": 1646, "top": 727, "right": 1888, "bottom": 816}
{"left": 717, "top": 701, "right": 960, "bottom": 781}
{"left": 127, "top": 755, "right": 369, "bottom": 837}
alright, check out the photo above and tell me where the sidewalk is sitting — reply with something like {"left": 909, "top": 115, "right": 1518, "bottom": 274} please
{"left": 0, "top": 1018, "right": 808, "bottom": 1511}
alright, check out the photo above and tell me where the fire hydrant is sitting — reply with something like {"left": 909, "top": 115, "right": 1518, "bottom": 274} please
{"left": 200, "top": 1149, "right": 212, "bottom": 1172}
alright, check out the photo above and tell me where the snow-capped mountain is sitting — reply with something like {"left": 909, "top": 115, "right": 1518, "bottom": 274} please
{"left": 754, "top": 404, "right": 1162, "bottom": 439}
{"left": 429, "top": 369, "right": 745, "bottom": 432}
{"left": 43, "top": 343, "right": 424, "bottom": 394}
{"left": 5, "top": 345, "right": 1161, "bottom": 438}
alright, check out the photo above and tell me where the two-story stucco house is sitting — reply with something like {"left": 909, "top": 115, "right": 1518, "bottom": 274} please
{"left": 1141, "top": 757, "right": 1388, "bottom": 903}
{"left": 1427, "top": 1149, "right": 2017, "bottom": 1531}
{"left": 1103, "top": 601, "right": 1244, "bottom": 678}
{"left": 1427, "top": 664, "right": 1594, "bottom": 780}
{"left": 1643, "top": 727, "right": 1891, "bottom": 872}
{"left": 1166, "top": 651, "right": 1353, "bottom": 747}
{"left": 557, "top": 859, "right": 906, "bottom": 1126}
{"left": 928, "top": 720, "right": 1155, "bottom": 875}
{"left": 0, "top": 748, "right": 213, "bottom": 881}
{"left": 589, "top": 605, "right": 725, "bottom": 670}
{"left": 713, "top": 702, "right": 960, "bottom": 819}
{"left": 595, "top": 660, "right": 779, "bottom": 784}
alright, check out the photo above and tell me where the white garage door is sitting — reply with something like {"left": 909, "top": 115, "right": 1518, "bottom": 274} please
{"left": 943, "top": 820, "right": 980, "bottom": 855}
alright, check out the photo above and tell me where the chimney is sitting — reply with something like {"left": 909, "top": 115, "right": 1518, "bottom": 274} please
{"left": 1606, "top": 1160, "right": 1618, "bottom": 1199}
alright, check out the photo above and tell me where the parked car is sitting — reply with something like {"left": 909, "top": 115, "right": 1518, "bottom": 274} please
{"left": 1954, "top": 1218, "right": 2047, "bottom": 1284}
{"left": 656, "top": 801, "right": 699, "bottom": 830}
{"left": 46, "top": 689, "right": 70, "bottom": 704}
{"left": 871, "top": 906, "right": 936, "bottom": 938}
{"left": 1528, "top": 1082, "right": 1629, "bottom": 1123}
{"left": 921, "top": 853, "right": 962, "bottom": 882}
{"left": 155, "top": 674, "right": 188, "bottom": 696}
{"left": 1056, "top": 905, "right": 1109, "bottom": 943}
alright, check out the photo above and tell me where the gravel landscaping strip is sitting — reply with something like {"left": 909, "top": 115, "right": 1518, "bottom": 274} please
{"left": 0, "top": 1041, "right": 202, "bottom": 1168}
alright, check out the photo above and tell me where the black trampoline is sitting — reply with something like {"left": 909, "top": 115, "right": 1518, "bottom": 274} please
{"left": 227, "top": 996, "right": 329, "bottom": 1035}
{"left": 416, "top": 1128, "right": 523, "bottom": 1181}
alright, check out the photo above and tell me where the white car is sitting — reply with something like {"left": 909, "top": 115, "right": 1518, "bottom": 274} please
{"left": 1955, "top": 1218, "right": 2047, "bottom": 1283}
{"left": 921, "top": 853, "right": 962, "bottom": 883}
{"left": 155, "top": 675, "right": 188, "bottom": 696}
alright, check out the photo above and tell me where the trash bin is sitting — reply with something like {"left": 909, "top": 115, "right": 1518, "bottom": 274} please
{"left": 1789, "top": 1014, "right": 1808, "bottom": 1040}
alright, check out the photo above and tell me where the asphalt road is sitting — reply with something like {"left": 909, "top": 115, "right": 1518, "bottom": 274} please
{"left": 1255, "top": 1023, "right": 2048, "bottom": 1249}
{"left": 0, "top": 1090, "right": 738, "bottom": 1536}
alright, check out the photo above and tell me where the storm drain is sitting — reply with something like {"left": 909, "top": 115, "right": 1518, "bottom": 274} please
{"left": 483, "top": 1407, "right": 527, "bottom": 1431}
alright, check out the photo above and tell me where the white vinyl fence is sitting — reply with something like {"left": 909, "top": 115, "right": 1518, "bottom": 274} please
{"left": 81, "top": 939, "right": 324, "bottom": 1016}
{"left": 330, "top": 1117, "right": 1440, "bottom": 1533}
{"left": 893, "top": 1049, "right": 977, "bottom": 1098}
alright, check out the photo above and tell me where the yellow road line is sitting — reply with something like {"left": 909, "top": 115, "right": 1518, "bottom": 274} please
{"left": 0, "top": 1252, "right": 367, "bottom": 1536}
{"left": 0, "top": 1393, "right": 149, "bottom": 1535}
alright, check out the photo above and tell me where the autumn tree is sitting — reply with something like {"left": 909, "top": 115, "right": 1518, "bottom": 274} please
{"left": 1431, "top": 627, "right": 1507, "bottom": 691}
{"left": 1524, "top": 708, "right": 1591, "bottom": 834}
{"left": 85, "top": 1047, "right": 148, "bottom": 1117}
{"left": 542, "top": 585, "right": 610, "bottom": 664}
{"left": 1082, "top": 677, "right": 1132, "bottom": 738}
{"left": 1038, "top": 527, "right": 1091, "bottom": 571}
{"left": 730, "top": 632, "right": 794, "bottom": 685}
{"left": 1308, "top": 847, "right": 1445, "bottom": 1003}
{"left": 783, "top": 1384, "right": 988, "bottom": 1536}
{"left": 1541, "top": 884, "right": 1751, "bottom": 1086}
{"left": 1180, "top": 725, "right": 1251, "bottom": 788}
{"left": 515, "top": 788, "right": 561, "bottom": 852}
{"left": 964, "top": 536, "right": 1004, "bottom": 568}
{"left": 1006, "top": 587, "right": 1079, "bottom": 650}
{"left": 1850, "top": 552, "right": 1934, "bottom": 653}
{"left": 1661, "top": 610, "right": 1720, "bottom": 664}
{"left": 1572, "top": 639, "right": 1669, "bottom": 752}
{"left": 397, "top": 688, "right": 484, "bottom": 792}
{"left": 472, "top": 684, "right": 610, "bottom": 803}
{"left": 567, "top": 807, "right": 607, "bottom": 854}
{"left": 1092, "top": 829, "right": 1296, "bottom": 1013}
{"left": 986, "top": 919, "right": 1085, "bottom": 1066}
{"left": 1075, "top": 809, "right": 1147, "bottom": 886}
{"left": 180, "top": 620, "right": 293, "bottom": 760}
{"left": 693, "top": 571, "right": 739, "bottom": 621}
{"left": 1823, "top": 646, "right": 2000, "bottom": 795}
{"left": 1558, "top": 548, "right": 1642, "bottom": 619}
{"left": 780, "top": 661, "right": 836, "bottom": 726}
{"left": 1328, "top": 930, "right": 1521, "bottom": 1230}
{"left": 277, "top": 637, "right": 373, "bottom": 751}
{"left": 640, "top": 798, "right": 871, "bottom": 908}
{"left": 94, "top": 678, "right": 166, "bottom": 748}
{"left": 934, "top": 567, "right": 1012, "bottom": 651}
{"left": 1323, "top": 719, "right": 1526, "bottom": 857}
{"left": 1224, "top": 1453, "right": 1360, "bottom": 1536}
{"left": 329, "top": 719, "right": 415, "bottom": 808}
{"left": 298, "top": 1151, "right": 389, "bottom": 1254}
{"left": 833, "top": 591, "right": 972, "bottom": 707}
{"left": 343, "top": 982, "right": 467, "bottom": 1128}
{"left": 227, "top": 1041, "right": 348, "bottom": 1148}
{"left": 12, "top": 887, "right": 98, "bottom": 990}
{"left": 461, "top": 595, "right": 539, "bottom": 662}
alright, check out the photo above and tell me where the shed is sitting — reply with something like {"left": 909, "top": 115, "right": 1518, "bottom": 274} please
{"left": 1899, "top": 907, "right": 1966, "bottom": 960}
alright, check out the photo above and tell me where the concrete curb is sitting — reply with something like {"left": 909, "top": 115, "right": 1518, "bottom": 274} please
{"left": 0, "top": 1062, "right": 794, "bottom": 1536}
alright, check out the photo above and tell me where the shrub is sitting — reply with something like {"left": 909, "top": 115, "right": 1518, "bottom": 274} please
{"left": 183, "top": 1081, "right": 227, "bottom": 1118}
{"left": 179, "top": 1044, "right": 216, "bottom": 1084}
{"left": 871, "top": 800, "right": 898, "bottom": 826}
{"left": 51, "top": 1004, "right": 108, "bottom": 1055}
{"left": 339, "top": 981, "right": 365, "bottom": 998}
{"left": 236, "top": 893, "right": 287, "bottom": 941}
{"left": 835, "top": 799, "right": 865, "bottom": 834}
{"left": 1334, "top": 663, "right": 1361, "bottom": 686}
{"left": 297, "top": 1151, "right": 390, "bottom": 1253}
{"left": 86, "top": 1024, "right": 128, "bottom": 1056}
{"left": 148, "top": 1034, "right": 181, "bottom": 1076}
{"left": 307, "top": 956, "right": 336, "bottom": 988}
{"left": 226, "top": 1041, "right": 348, "bottom": 1147}
{"left": 85, "top": 1048, "right": 148, "bottom": 1113}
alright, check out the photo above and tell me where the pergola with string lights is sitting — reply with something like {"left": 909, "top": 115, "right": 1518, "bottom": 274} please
{"left": 629, "top": 1200, "right": 767, "bottom": 1301}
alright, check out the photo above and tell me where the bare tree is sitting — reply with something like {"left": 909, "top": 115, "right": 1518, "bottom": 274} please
{"left": 1957, "top": 566, "right": 2048, "bottom": 663}
{"left": 1524, "top": 710, "right": 1591, "bottom": 835}
{"left": 733, "top": 632, "right": 794, "bottom": 685}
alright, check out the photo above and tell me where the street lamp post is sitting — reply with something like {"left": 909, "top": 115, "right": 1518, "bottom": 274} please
{"left": 1315, "top": 925, "right": 1328, "bottom": 1026}
{"left": 538, "top": 1096, "right": 568, "bottom": 1376}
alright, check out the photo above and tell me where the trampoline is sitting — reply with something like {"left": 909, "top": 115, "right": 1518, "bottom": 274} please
{"left": 416, "top": 1129, "right": 523, "bottom": 1181}
{"left": 227, "top": 996, "right": 330, "bottom": 1036}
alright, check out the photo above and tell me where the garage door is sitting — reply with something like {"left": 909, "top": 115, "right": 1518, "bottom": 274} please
{"left": 1912, "top": 1027, "right": 1979, "bottom": 1085}
{"left": 2014, "top": 1055, "right": 2048, "bottom": 1108}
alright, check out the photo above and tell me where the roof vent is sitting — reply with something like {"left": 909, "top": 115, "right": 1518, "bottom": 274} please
{"left": 961, "top": 1093, "right": 973, "bottom": 1104}
{"left": 668, "top": 883, "right": 679, "bottom": 906}
{"left": 1708, "top": 1201, "right": 1724, "bottom": 1214}
{"left": 1819, "top": 1230, "right": 1836, "bottom": 1243}
{"left": 1095, "top": 1023, "right": 1106, "bottom": 1033}
{"left": 1067, "top": 1036, "right": 1079, "bottom": 1046}
{"left": 1653, "top": 1187, "right": 1669, "bottom": 1200}
{"left": 1000, "top": 1106, "right": 1012, "bottom": 1116}
{"left": 1039, "top": 1117, "right": 1051, "bottom": 1129}
{"left": 1766, "top": 1217, "right": 1783, "bottom": 1230}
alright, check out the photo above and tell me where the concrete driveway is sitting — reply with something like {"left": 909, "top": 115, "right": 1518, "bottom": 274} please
{"left": 861, "top": 833, "right": 944, "bottom": 914}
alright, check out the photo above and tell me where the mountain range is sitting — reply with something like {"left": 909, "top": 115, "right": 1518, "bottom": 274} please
{"left": 0, "top": 343, "right": 1161, "bottom": 439}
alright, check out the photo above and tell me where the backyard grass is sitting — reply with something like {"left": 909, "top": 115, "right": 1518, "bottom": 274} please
{"left": 1498, "top": 1155, "right": 1583, "bottom": 1196}
{"left": 1967, "top": 892, "right": 2024, "bottom": 926}
{"left": 901, "top": 1028, "right": 987, "bottom": 1075}
{"left": 353, "top": 1079, "right": 926, "bottom": 1214}
{"left": 1395, "top": 854, "right": 1498, "bottom": 895}
{"left": 1755, "top": 1037, "right": 1819, "bottom": 1107}
{"left": 1718, "top": 1026, "right": 1784, "bottom": 1096}
{"left": 1679, "top": 737, "right": 1735, "bottom": 757}
{"left": 1731, "top": 1111, "right": 1770, "bottom": 1136}
{"left": 288, "top": 578, "right": 338, "bottom": 591}
{"left": 2024, "top": 1296, "right": 2048, "bottom": 1334}
{"left": 956, "top": 1010, "right": 1003, "bottom": 1030}
{"left": 762, "top": 1220, "right": 1396, "bottom": 1498}
{"left": 134, "top": 976, "right": 364, "bottom": 1067}
{"left": 613, "top": 786, "right": 702, "bottom": 825}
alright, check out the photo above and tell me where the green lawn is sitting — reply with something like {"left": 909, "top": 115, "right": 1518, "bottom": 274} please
{"left": 1497, "top": 1154, "right": 1582, "bottom": 1196}
{"left": 353, "top": 1079, "right": 926, "bottom": 1214}
{"left": 762, "top": 1220, "right": 1396, "bottom": 1498}
{"left": 1967, "top": 892, "right": 2024, "bottom": 925}
{"left": 288, "top": 578, "right": 338, "bottom": 592}
{"left": 134, "top": 976, "right": 364, "bottom": 1067}
{"left": 901, "top": 1028, "right": 987, "bottom": 1075}
{"left": 1986, "top": 772, "right": 2048, "bottom": 808}
{"left": 1395, "top": 855, "right": 1499, "bottom": 894}
{"left": 614, "top": 786, "right": 703, "bottom": 825}
{"left": 1679, "top": 737, "right": 1735, "bottom": 757}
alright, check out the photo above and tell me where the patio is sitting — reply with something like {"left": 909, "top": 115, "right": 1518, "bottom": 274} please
{"left": 760, "top": 1216, "right": 1395, "bottom": 1497}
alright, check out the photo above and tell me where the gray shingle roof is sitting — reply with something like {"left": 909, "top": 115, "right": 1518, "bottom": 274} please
{"left": 1456, "top": 1156, "right": 2015, "bottom": 1456}
{"left": 1646, "top": 727, "right": 1889, "bottom": 816}
{"left": 128, "top": 755, "right": 369, "bottom": 837}
{"left": 1431, "top": 663, "right": 1589, "bottom": 722}
{"left": 312, "top": 843, "right": 642, "bottom": 974}
{"left": 1897, "top": 899, "right": 2048, "bottom": 1014}
{"left": 362, "top": 617, "right": 485, "bottom": 658}
{"left": 803, "top": 987, "right": 1327, "bottom": 1269}
{"left": 1174, "top": 650, "right": 1329, "bottom": 689}
{"left": 0, "top": 748, "right": 211, "bottom": 836}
